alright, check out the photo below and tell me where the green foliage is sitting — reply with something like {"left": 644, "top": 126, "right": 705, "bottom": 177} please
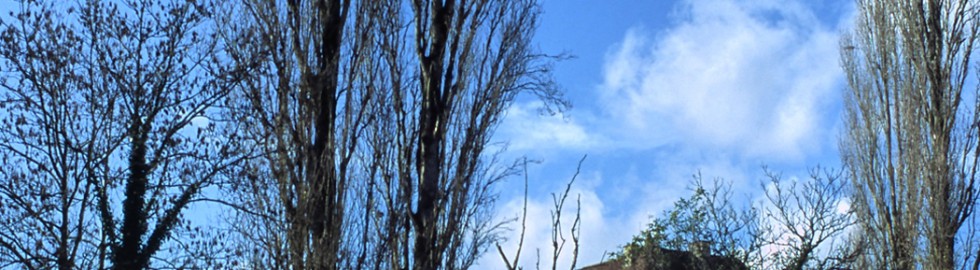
{"left": 610, "top": 175, "right": 754, "bottom": 269}
{"left": 609, "top": 168, "right": 862, "bottom": 270}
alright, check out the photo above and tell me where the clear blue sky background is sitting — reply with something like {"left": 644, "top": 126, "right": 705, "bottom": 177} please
{"left": 479, "top": 0, "right": 855, "bottom": 268}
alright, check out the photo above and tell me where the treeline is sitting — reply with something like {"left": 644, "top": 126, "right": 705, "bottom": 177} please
{"left": 4, "top": 0, "right": 980, "bottom": 269}
{"left": 0, "top": 0, "right": 572, "bottom": 269}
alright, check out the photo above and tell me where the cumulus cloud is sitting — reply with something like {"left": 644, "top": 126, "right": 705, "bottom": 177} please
{"left": 598, "top": 0, "right": 843, "bottom": 161}
{"left": 482, "top": 0, "right": 852, "bottom": 268}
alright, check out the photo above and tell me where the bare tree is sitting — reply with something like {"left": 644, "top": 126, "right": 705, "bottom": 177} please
{"left": 0, "top": 0, "right": 250, "bottom": 269}
{"left": 218, "top": 0, "right": 382, "bottom": 269}
{"left": 548, "top": 160, "right": 583, "bottom": 270}
{"left": 83, "top": 0, "right": 250, "bottom": 268}
{"left": 496, "top": 159, "right": 535, "bottom": 270}
{"left": 222, "top": 0, "right": 565, "bottom": 269}
{"left": 0, "top": 2, "right": 106, "bottom": 269}
{"left": 496, "top": 157, "right": 584, "bottom": 270}
{"left": 397, "top": 0, "right": 566, "bottom": 268}
{"left": 760, "top": 167, "right": 857, "bottom": 270}
{"left": 607, "top": 168, "right": 857, "bottom": 270}
{"left": 840, "top": 0, "right": 980, "bottom": 269}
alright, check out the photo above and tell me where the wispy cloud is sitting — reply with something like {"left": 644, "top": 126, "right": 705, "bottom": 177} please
{"left": 497, "top": 101, "right": 599, "bottom": 152}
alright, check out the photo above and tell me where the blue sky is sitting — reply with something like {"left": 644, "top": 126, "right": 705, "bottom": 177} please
{"left": 0, "top": 0, "right": 855, "bottom": 268}
{"left": 479, "top": 0, "right": 855, "bottom": 268}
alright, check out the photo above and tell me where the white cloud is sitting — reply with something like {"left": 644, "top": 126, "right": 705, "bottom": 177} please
{"left": 482, "top": 0, "right": 853, "bottom": 268}
{"left": 598, "top": 0, "right": 843, "bottom": 161}
{"left": 498, "top": 101, "right": 598, "bottom": 151}
{"left": 476, "top": 152, "right": 760, "bottom": 270}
